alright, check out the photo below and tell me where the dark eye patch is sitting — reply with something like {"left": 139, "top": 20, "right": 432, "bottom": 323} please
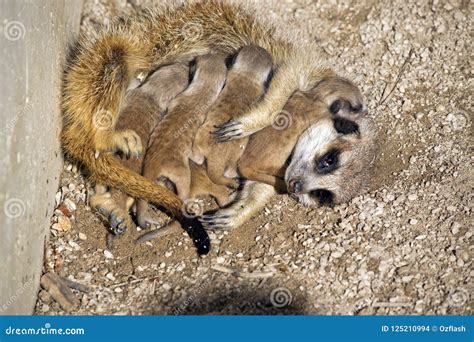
{"left": 310, "top": 189, "right": 334, "bottom": 205}
{"left": 333, "top": 117, "right": 359, "bottom": 135}
{"left": 316, "top": 149, "right": 339, "bottom": 174}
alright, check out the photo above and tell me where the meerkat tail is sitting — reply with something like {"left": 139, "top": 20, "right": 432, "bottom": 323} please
{"left": 88, "top": 154, "right": 182, "bottom": 218}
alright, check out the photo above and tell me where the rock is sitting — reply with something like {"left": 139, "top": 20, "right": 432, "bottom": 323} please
{"left": 38, "top": 290, "right": 52, "bottom": 304}
{"left": 68, "top": 240, "right": 81, "bottom": 251}
{"left": 40, "top": 272, "right": 80, "bottom": 312}
{"left": 78, "top": 232, "right": 87, "bottom": 240}
{"left": 64, "top": 198, "right": 77, "bottom": 212}
{"left": 103, "top": 250, "right": 114, "bottom": 259}
{"left": 409, "top": 218, "right": 418, "bottom": 225}
{"left": 451, "top": 222, "right": 460, "bottom": 235}
{"left": 53, "top": 216, "right": 71, "bottom": 232}
{"left": 408, "top": 194, "right": 418, "bottom": 201}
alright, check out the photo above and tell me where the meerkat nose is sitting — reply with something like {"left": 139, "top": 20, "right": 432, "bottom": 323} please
{"left": 288, "top": 179, "right": 303, "bottom": 194}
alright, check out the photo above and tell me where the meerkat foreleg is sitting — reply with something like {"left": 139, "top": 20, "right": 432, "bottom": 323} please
{"left": 200, "top": 181, "right": 276, "bottom": 231}
{"left": 213, "top": 54, "right": 334, "bottom": 141}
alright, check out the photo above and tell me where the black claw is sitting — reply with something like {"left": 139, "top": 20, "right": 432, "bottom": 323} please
{"left": 214, "top": 120, "right": 239, "bottom": 129}
{"left": 212, "top": 130, "right": 240, "bottom": 138}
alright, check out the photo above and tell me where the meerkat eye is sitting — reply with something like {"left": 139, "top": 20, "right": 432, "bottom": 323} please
{"left": 316, "top": 149, "right": 339, "bottom": 174}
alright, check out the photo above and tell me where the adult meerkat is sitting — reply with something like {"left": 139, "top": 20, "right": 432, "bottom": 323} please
{"left": 62, "top": 1, "right": 363, "bottom": 236}
{"left": 201, "top": 77, "right": 375, "bottom": 230}
{"left": 89, "top": 62, "right": 190, "bottom": 235}
{"left": 136, "top": 53, "right": 227, "bottom": 229}
{"left": 192, "top": 45, "right": 273, "bottom": 189}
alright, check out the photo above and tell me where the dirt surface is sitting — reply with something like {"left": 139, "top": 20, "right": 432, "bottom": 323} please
{"left": 35, "top": 0, "right": 472, "bottom": 315}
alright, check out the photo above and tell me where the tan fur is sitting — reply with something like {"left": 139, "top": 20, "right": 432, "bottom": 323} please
{"left": 201, "top": 76, "right": 376, "bottom": 230}
{"left": 61, "top": 1, "right": 334, "bottom": 223}
{"left": 192, "top": 45, "right": 273, "bottom": 188}
{"left": 89, "top": 63, "right": 189, "bottom": 233}
{"left": 188, "top": 161, "right": 234, "bottom": 207}
{"left": 136, "top": 53, "right": 227, "bottom": 228}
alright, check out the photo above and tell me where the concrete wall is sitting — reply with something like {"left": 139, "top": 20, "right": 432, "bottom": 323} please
{"left": 0, "top": 0, "right": 82, "bottom": 314}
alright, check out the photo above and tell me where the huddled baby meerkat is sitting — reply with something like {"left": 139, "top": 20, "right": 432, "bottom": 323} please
{"left": 136, "top": 53, "right": 227, "bottom": 229}
{"left": 201, "top": 77, "right": 375, "bottom": 230}
{"left": 61, "top": 1, "right": 366, "bottom": 239}
{"left": 192, "top": 45, "right": 273, "bottom": 189}
{"left": 89, "top": 62, "right": 190, "bottom": 234}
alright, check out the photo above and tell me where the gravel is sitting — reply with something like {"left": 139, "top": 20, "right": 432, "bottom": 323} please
{"left": 35, "top": 0, "right": 472, "bottom": 315}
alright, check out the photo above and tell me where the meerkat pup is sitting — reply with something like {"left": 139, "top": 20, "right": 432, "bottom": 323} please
{"left": 62, "top": 1, "right": 364, "bottom": 236}
{"left": 136, "top": 53, "right": 227, "bottom": 229}
{"left": 201, "top": 77, "right": 375, "bottom": 230}
{"left": 90, "top": 62, "right": 190, "bottom": 235}
{"left": 192, "top": 45, "right": 273, "bottom": 189}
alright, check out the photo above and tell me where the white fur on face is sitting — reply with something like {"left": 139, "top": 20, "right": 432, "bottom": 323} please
{"left": 285, "top": 120, "right": 337, "bottom": 184}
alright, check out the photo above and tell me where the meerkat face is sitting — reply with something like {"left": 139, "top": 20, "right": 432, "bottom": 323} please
{"left": 285, "top": 117, "right": 375, "bottom": 207}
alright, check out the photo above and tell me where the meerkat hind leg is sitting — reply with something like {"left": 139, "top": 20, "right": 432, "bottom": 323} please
{"left": 90, "top": 186, "right": 134, "bottom": 235}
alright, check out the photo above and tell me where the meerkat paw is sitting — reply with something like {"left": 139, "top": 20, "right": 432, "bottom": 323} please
{"left": 200, "top": 208, "right": 240, "bottom": 231}
{"left": 212, "top": 112, "right": 261, "bottom": 142}
{"left": 111, "top": 129, "right": 143, "bottom": 158}
{"left": 212, "top": 120, "right": 246, "bottom": 142}
{"left": 108, "top": 207, "right": 134, "bottom": 235}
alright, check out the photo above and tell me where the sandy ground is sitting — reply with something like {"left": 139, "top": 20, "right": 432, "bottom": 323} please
{"left": 35, "top": 0, "right": 472, "bottom": 315}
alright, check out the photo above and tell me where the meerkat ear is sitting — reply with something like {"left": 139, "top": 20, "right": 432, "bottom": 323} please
{"left": 333, "top": 117, "right": 359, "bottom": 135}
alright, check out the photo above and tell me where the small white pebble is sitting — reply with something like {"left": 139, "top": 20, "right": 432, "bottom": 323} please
{"left": 409, "top": 218, "right": 418, "bottom": 225}
{"left": 451, "top": 222, "right": 460, "bottom": 235}
{"left": 408, "top": 194, "right": 418, "bottom": 201}
{"left": 78, "top": 232, "right": 87, "bottom": 240}
{"left": 104, "top": 250, "right": 114, "bottom": 259}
